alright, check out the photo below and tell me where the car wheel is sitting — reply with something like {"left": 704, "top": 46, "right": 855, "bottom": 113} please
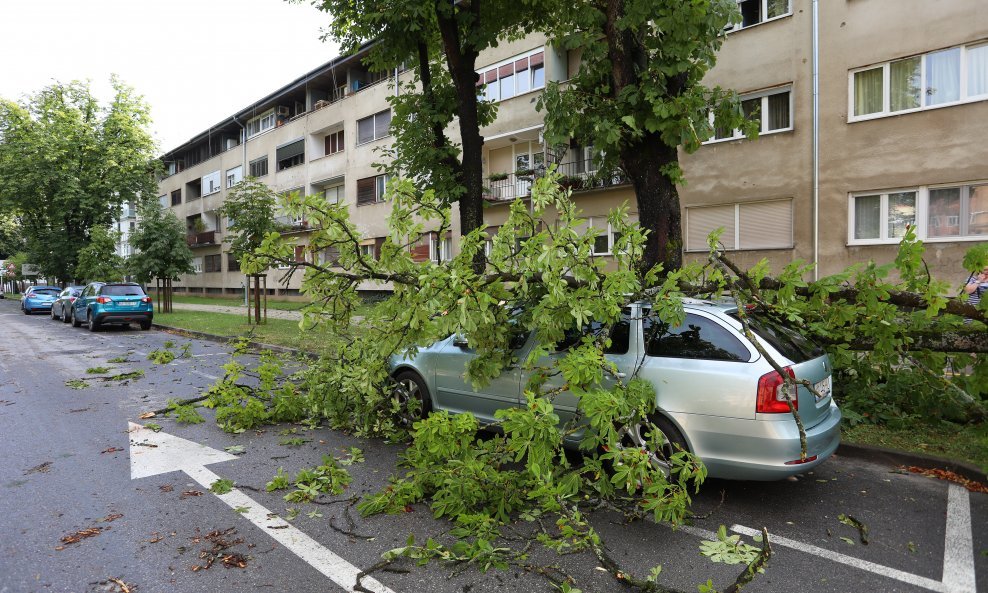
{"left": 614, "top": 414, "right": 688, "bottom": 478}
{"left": 23, "top": 306, "right": 30, "bottom": 315}
{"left": 51, "top": 305, "right": 59, "bottom": 320}
{"left": 139, "top": 320, "right": 151, "bottom": 331}
{"left": 62, "top": 307, "right": 72, "bottom": 323}
{"left": 71, "top": 309, "right": 82, "bottom": 327}
{"left": 87, "top": 311, "right": 100, "bottom": 332}
{"left": 391, "top": 370, "right": 432, "bottom": 427}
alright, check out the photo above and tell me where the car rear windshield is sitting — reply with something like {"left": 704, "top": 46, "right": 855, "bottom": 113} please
{"left": 101, "top": 285, "right": 145, "bottom": 297}
{"left": 731, "top": 312, "right": 824, "bottom": 363}
{"left": 32, "top": 289, "right": 59, "bottom": 296}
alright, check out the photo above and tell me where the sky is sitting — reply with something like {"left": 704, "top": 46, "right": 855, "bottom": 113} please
{"left": 0, "top": 0, "right": 342, "bottom": 153}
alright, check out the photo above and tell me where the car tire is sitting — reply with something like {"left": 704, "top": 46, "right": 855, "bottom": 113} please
{"left": 87, "top": 311, "right": 100, "bottom": 332}
{"left": 392, "top": 370, "right": 432, "bottom": 428}
{"left": 139, "top": 320, "right": 151, "bottom": 331}
{"left": 614, "top": 414, "right": 689, "bottom": 478}
{"left": 51, "top": 305, "right": 59, "bottom": 320}
{"left": 71, "top": 309, "right": 82, "bottom": 327}
{"left": 23, "top": 306, "right": 30, "bottom": 315}
{"left": 62, "top": 307, "right": 72, "bottom": 323}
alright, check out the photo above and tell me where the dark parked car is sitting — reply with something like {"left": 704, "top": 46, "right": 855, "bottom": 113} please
{"left": 21, "top": 285, "right": 60, "bottom": 314}
{"left": 51, "top": 286, "right": 85, "bottom": 322}
{"left": 71, "top": 282, "right": 153, "bottom": 331}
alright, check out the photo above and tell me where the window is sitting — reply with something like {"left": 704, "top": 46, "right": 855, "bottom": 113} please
{"left": 643, "top": 313, "right": 750, "bottom": 362}
{"left": 159, "top": 194, "right": 168, "bottom": 208}
{"left": 249, "top": 156, "right": 268, "bottom": 178}
{"left": 356, "top": 174, "right": 389, "bottom": 206}
{"left": 430, "top": 232, "right": 453, "bottom": 262}
{"left": 246, "top": 109, "right": 276, "bottom": 137}
{"left": 727, "top": 0, "right": 790, "bottom": 31}
{"left": 357, "top": 110, "right": 391, "bottom": 144}
{"left": 707, "top": 87, "right": 791, "bottom": 142}
{"left": 324, "top": 130, "right": 345, "bottom": 155}
{"left": 202, "top": 171, "right": 221, "bottom": 195}
{"left": 358, "top": 239, "right": 382, "bottom": 261}
{"left": 319, "top": 246, "right": 341, "bottom": 266}
{"left": 226, "top": 166, "right": 243, "bottom": 188}
{"left": 276, "top": 139, "right": 305, "bottom": 171}
{"left": 170, "top": 189, "right": 181, "bottom": 206}
{"left": 477, "top": 49, "right": 545, "bottom": 103}
{"left": 851, "top": 41, "right": 988, "bottom": 120}
{"left": 849, "top": 183, "right": 988, "bottom": 244}
{"left": 192, "top": 257, "right": 203, "bottom": 273}
{"left": 555, "top": 310, "right": 632, "bottom": 354}
{"left": 204, "top": 254, "right": 222, "bottom": 273}
{"left": 686, "top": 200, "right": 793, "bottom": 251}
{"left": 322, "top": 184, "right": 344, "bottom": 205}
{"left": 227, "top": 253, "right": 241, "bottom": 272}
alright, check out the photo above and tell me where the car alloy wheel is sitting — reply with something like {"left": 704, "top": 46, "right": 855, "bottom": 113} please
{"left": 391, "top": 371, "right": 431, "bottom": 428}
{"left": 613, "top": 414, "right": 687, "bottom": 478}
{"left": 87, "top": 311, "right": 99, "bottom": 332}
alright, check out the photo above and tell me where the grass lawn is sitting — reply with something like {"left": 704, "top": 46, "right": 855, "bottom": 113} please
{"left": 169, "top": 294, "right": 305, "bottom": 311}
{"left": 154, "top": 310, "right": 339, "bottom": 353}
{"left": 842, "top": 421, "right": 988, "bottom": 472}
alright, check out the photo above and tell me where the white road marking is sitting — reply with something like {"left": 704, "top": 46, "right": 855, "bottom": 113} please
{"left": 192, "top": 370, "right": 219, "bottom": 381}
{"left": 942, "top": 484, "right": 976, "bottom": 593}
{"left": 730, "top": 524, "right": 956, "bottom": 593}
{"left": 128, "top": 423, "right": 394, "bottom": 593}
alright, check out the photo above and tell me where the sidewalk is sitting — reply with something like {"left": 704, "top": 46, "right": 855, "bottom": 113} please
{"left": 170, "top": 301, "right": 304, "bottom": 321}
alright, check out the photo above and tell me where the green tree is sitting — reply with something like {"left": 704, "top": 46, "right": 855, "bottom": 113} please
{"left": 539, "top": 0, "right": 755, "bottom": 273}
{"left": 128, "top": 200, "right": 194, "bottom": 312}
{"left": 306, "top": 0, "right": 547, "bottom": 267}
{"left": 0, "top": 77, "right": 158, "bottom": 283}
{"left": 0, "top": 213, "right": 24, "bottom": 259}
{"left": 218, "top": 178, "right": 282, "bottom": 265}
{"left": 75, "top": 225, "right": 124, "bottom": 282}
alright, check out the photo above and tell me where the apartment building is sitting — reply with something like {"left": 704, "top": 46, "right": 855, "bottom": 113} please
{"left": 157, "top": 0, "right": 988, "bottom": 297}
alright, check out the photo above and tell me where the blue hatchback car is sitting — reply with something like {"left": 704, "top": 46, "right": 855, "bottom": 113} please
{"left": 21, "top": 285, "right": 61, "bottom": 315}
{"left": 71, "top": 282, "right": 153, "bottom": 331}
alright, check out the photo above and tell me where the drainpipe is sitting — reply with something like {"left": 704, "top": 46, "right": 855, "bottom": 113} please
{"left": 811, "top": 0, "right": 820, "bottom": 281}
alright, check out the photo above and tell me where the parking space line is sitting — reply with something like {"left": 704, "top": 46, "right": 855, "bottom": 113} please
{"left": 730, "top": 525, "right": 954, "bottom": 593}
{"left": 192, "top": 370, "right": 220, "bottom": 381}
{"left": 942, "top": 483, "right": 976, "bottom": 593}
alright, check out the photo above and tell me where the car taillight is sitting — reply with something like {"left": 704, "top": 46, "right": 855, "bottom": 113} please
{"left": 756, "top": 366, "right": 798, "bottom": 414}
{"left": 69, "top": 297, "right": 76, "bottom": 302}
{"left": 141, "top": 296, "right": 152, "bottom": 303}
{"left": 96, "top": 296, "right": 111, "bottom": 304}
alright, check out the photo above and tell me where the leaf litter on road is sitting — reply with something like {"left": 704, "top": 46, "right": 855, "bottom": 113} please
{"left": 838, "top": 514, "right": 869, "bottom": 545}
{"left": 903, "top": 466, "right": 988, "bottom": 493}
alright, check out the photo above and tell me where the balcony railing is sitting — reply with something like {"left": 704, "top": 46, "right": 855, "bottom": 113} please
{"left": 186, "top": 230, "right": 216, "bottom": 247}
{"left": 484, "top": 158, "right": 629, "bottom": 202}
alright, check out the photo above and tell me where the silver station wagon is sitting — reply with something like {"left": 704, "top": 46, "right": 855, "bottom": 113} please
{"left": 390, "top": 300, "right": 841, "bottom": 481}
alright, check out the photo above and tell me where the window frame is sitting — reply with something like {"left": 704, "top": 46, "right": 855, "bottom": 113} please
{"left": 848, "top": 41, "right": 988, "bottom": 122}
{"left": 246, "top": 109, "right": 277, "bottom": 138}
{"left": 356, "top": 110, "right": 392, "bottom": 146}
{"left": 225, "top": 165, "right": 243, "bottom": 189}
{"left": 725, "top": 0, "right": 792, "bottom": 32}
{"left": 476, "top": 48, "right": 546, "bottom": 104}
{"left": 848, "top": 182, "right": 988, "bottom": 245}
{"left": 249, "top": 156, "right": 269, "bottom": 178}
{"left": 704, "top": 86, "right": 793, "bottom": 144}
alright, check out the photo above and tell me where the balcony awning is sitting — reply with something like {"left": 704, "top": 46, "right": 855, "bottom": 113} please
{"left": 276, "top": 139, "right": 304, "bottom": 162}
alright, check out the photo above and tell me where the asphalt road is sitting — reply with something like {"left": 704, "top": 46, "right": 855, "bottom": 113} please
{"left": 0, "top": 297, "right": 984, "bottom": 593}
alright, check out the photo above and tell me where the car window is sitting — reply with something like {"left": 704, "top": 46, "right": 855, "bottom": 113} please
{"left": 33, "top": 289, "right": 59, "bottom": 296}
{"left": 100, "top": 285, "right": 146, "bottom": 296}
{"left": 554, "top": 309, "right": 631, "bottom": 355}
{"left": 643, "top": 312, "right": 750, "bottom": 362}
{"left": 730, "top": 312, "right": 824, "bottom": 363}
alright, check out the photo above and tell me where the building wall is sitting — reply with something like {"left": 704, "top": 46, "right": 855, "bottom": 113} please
{"left": 157, "top": 0, "right": 988, "bottom": 296}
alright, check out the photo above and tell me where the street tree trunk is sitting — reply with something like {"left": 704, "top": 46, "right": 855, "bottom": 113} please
{"left": 621, "top": 136, "right": 683, "bottom": 273}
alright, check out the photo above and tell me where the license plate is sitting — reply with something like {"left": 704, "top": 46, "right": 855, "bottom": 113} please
{"left": 813, "top": 376, "right": 832, "bottom": 402}
{"left": 119, "top": 301, "right": 138, "bottom": 308}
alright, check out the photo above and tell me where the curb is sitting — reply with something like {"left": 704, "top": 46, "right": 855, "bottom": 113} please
{"left": 151, "top": 322, "right": 986, "bottom": 486}
{"left": 151, "top": 323, "right": 318, "bottom": 360}
{"left": 837, "top": 442, "right": 987, "bottom": 486}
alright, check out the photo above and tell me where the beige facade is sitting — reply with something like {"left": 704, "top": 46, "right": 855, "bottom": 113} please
{"left": 158, "top": 0, "right": 988, "bottom": 297}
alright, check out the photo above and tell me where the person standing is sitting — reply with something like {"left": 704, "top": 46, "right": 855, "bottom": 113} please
{"left": 963, "top": 266, "right": 988, "bottom": 308}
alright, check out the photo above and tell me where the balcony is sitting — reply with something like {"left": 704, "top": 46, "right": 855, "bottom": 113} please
{"left": 274, "top": 215, "right": 310, "bottom": 233}
{"left": 187, "top": 230, "right": 216, "bottom": 247}
{"left": 483, "top": 159, "right": 629, "bottom": 202}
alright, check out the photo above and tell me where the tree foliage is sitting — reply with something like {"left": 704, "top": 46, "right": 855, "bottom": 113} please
{"left": 540, "top": 0, "right": 755, "bottom": 273}
{"left": 217, "top": 178, "right": 282, "bottom": 265}
{"left": 0, "top": 78, "right": 158, "bottom": 283}
{"left": 0, "top": 213, "right": 24, "bottom": 260}
{"left": 75, "top": 225, "right": 124, "bottom": 282}
{"left": 128, "top": 200, "right": 194, "bottom": 284}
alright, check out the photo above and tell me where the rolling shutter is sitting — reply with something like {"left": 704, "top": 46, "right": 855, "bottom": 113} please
{"left": 276, "top": 139, "right": 304, "bottom": 162}
{"left": 739, "top": 200, "right": 793, "bottom": 249}
{"left": 356, "top": 177, "right": 377, "bottom": 205}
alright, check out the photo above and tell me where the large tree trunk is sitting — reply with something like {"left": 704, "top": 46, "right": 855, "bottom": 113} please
{"left": 436, "top": 3, "right": 485, "bottom": 271}
{"left": 621, "top": 136, "right": 683, "bottom": 274}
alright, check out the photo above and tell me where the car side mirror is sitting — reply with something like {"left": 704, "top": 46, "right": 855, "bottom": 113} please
{"left": 452, "top": 335, "right": 469, "bottom": 348}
